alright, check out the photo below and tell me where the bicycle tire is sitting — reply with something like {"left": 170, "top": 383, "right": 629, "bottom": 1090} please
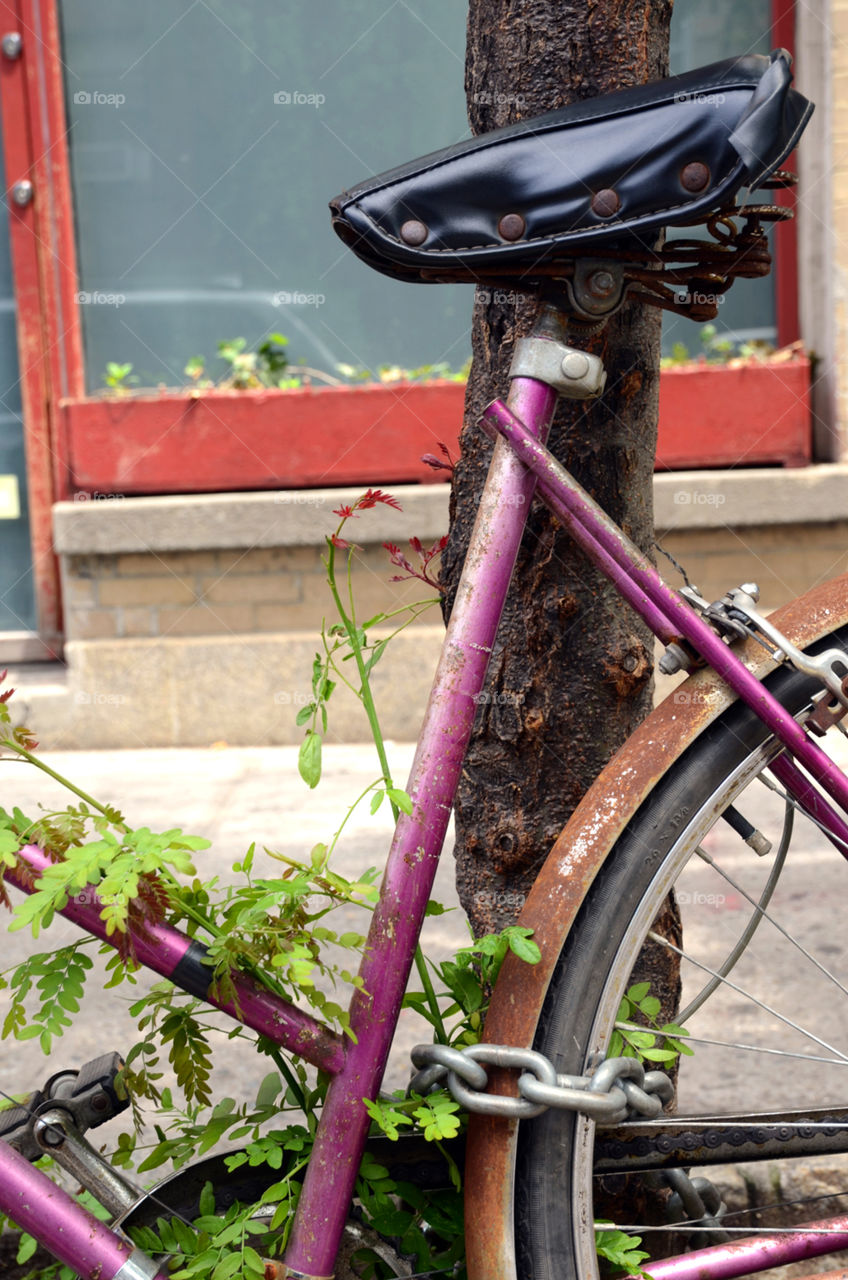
{"left": 516, "top": 622, "right": 848, "bottom": 1280}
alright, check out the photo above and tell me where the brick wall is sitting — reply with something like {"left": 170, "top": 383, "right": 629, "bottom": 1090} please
{"left": 61, "top": 545, "right": 434, "bottom": 646}
{"left": 44, "top": 472, "right": 848, "bottom": 748}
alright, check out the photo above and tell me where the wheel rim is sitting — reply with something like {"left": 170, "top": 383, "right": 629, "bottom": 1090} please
{"left": 571, "top": 725, "right": 848, "bottom": 1279}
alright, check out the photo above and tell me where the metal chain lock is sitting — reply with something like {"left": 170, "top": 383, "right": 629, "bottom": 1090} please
{"left": 662, "top": 1167, "right": 730, "bottom": 1244}
{"left": 409, "top": 1044, "right": 674, "bottom": 1123}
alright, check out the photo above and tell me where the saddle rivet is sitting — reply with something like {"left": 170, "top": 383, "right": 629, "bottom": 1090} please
{"left": 400, "top": 219, "right": 428, "bottom": 246}
{"left": 497, "top": 212, "right": 526, "bottom": 241}
{"left": 680, "top": 161, "right": 710, "bottom": 193}
{"left": 590, "top": 188, "right": 620, "bottom": 218}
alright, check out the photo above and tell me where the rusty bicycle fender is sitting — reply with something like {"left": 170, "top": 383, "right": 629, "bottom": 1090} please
{"left": 465, "top": 573, "right": 848, "bottom": 1280}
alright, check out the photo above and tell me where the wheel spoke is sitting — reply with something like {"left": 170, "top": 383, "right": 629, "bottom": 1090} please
{"left": 676, "top": 815, "right": 791, "bottom": 1024}
{"left": 690, "top": 839, "right": 848, "bottom": 1003}
{"left": 647, "top": 931, "right": 848, "bottom": 1063}
{"left": 678, "top": 1033, "right": 848, "bottom": 1067}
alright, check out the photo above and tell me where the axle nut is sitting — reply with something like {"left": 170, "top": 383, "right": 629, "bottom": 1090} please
{"left": 561, "top": 352, "right": 591, "bottom": 381}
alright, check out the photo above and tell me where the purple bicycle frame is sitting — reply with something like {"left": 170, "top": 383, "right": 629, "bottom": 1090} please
{"left": 3, "top": 332, "right": 848, "bottom": 1280}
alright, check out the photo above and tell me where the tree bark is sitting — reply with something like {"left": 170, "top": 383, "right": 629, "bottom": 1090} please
{"left": 445, "top": 1, "right": 674, "bottom": 936}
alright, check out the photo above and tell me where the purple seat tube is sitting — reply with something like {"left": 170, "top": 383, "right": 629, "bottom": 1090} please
{"left": 282, "top": 374, "right": 557, "bottom": 1277}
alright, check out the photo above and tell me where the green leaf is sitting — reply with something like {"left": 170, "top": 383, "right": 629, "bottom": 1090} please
{"left": 507, "top": 930, "right": 541, "bottom": 965}
{"left": 627, "top": 982, "right": 651, "bottom": 1002}
{"left": 386, "top": 787, "right": 413, "bottom": 815}
{"left": 298, "top": 731, "right": 322, "bottom": 788}
{"left": 440, "top": 962, "right": 483, "bottom": 1013}
{"left": 0, "top": 828, "right": 20, "bottom": 857}
{"left": 211, "top": 1254, "right": 244, "bottom": 1280}
{"left": 364, "top": 1096, "right": 411, "bottom": 1140}
{"left": 638, "top": 995, "right": 661, "bottom": 1018}
{"left": 625, "top": 1030, "right": 655, "bottom": 1050}
{"left": 595, "top": 1224, "right": 649, "bottom": 1276}
{"left": 370, "top": 789, "right": 384, "bottom": 815}
{"left": 660, "top": 1023, "right": 690, "bottom": 1038}
{"left": 362, "top": 639, "right": 389, "bottom": 677}
{"left": 16, "top": 1234, "right": 37, "bottom": 1264}
{"left": 412, "top": 1094, "right": 462, "bottom": 1141}
{"left": 256, "top": 1071, "right": 281, "bottom": 1108}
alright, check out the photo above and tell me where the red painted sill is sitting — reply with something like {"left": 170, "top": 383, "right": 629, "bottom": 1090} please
{"left": 61, "top": 356, "right": 811, "bottom": 496}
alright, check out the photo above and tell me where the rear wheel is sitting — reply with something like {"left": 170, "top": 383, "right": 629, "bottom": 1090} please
{"left": 517, "top": 626, "right": 848, "bottom": 1279}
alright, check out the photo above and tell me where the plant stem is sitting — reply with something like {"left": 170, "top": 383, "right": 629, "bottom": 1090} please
{"left": 263, "top": 1042, "right": 309, "bottom": 1111}
{"left": 0, "top": 739, "right": 128, "bottom": 831}
{"left": 325, "top": 538, "right": 399, "bottom": 819}
{"left": 414, "top": 946, "right": 447, "bottom": 1043}
{"left": 323, "top": 780, "right": 383, "bottom": 867}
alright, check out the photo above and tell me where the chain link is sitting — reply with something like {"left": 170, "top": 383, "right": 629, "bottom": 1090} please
{"left": 662, "top": 1168, "right": 730, "bottom": 1244}
{"left": 409, "top": 1043, "right": 674, "bottom": 1123}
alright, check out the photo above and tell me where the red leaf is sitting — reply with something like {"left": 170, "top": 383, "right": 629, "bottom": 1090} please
{"left": 358, "top": 488, "right": 402, "bottom": 511}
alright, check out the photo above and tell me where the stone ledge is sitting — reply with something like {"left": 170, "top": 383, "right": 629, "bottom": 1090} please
{"left": 53, "top": 485, "right": 451, "bottom": 555}
{"left": 53, "top": 465, "right": 848, "bottom": 556}
{"left": 654, "top": 463, "right": 848, "bottom": 530}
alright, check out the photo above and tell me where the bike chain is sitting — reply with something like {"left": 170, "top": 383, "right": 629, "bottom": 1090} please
{"left": 408, "top": 1044, "right": 673, "bottom": 1122}
{"left": 595, "top": 1114, "right": 848, "bottom": 1165}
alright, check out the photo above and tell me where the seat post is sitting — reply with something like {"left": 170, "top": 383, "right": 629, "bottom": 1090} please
{"left": 507, "top": 294, "right": 608, "bottom": 403}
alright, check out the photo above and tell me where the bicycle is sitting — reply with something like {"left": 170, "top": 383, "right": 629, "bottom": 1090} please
{"left": 2, "top": 43, "right": 846, "bottom": 1280}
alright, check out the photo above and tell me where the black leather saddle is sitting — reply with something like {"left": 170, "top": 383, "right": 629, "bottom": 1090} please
{"left": 330, "top": 50, "right": 812, "bottom": 286}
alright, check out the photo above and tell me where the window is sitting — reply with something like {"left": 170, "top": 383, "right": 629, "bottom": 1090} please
{"left": 59, "top": 1, "right": 470, "bottom": 389}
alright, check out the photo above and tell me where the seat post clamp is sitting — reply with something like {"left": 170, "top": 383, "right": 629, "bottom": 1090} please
{"left": 509, "top": 335, "right": 607, "bottom": 400}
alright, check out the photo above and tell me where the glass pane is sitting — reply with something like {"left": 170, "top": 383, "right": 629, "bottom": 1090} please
{"left": 665, "top": 0, "right": 777, "bottom": 356}
{"left": 59, "top": 1, "right": 776, "bottom": 388}
{"left": 0, "top": 108, "right": 36, "bottom": 633}
{"left": 58, "top": 1, "right": 471, "bottom": 391}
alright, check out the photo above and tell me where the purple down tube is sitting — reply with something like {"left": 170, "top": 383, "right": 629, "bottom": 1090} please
{"left": 282, "top": 375, "right": 558, "bottom": 1276}
{"left": 0, "top": 1139, "right": 168, "bottom": 1280}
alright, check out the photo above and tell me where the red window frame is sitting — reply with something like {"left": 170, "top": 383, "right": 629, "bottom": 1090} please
{"left": 1, "top": 0, "right": 802, "bottom": 647}
{"left": 772, "top": 0, "right": 800, "bottom": 348}
{"left": 0, "top": 0, "right": 82, "bottom": 651}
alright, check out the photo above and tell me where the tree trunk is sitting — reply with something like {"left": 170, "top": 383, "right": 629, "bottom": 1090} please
{"left": 444, "top": 0, "right": 674, "bottom": 937}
